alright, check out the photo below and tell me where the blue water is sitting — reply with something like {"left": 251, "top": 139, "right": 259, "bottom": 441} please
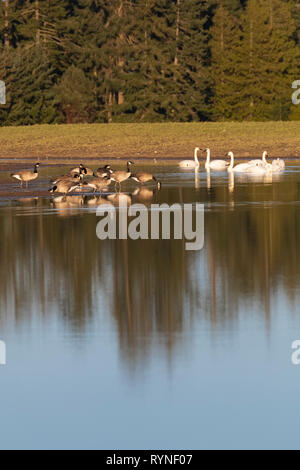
{"left": 0, "top": 164, "right": 300, "bottom": 450}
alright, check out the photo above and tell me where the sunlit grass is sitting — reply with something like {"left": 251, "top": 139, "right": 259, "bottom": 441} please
{"left": 0, "top": 122, "right": 299, "bottom": 161}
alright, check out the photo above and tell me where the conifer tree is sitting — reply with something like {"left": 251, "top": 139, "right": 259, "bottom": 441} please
{"left": 210, "top": 2, "right": 242, "bottom": 119}
{"left": 211, "top": 0, "right": 298, "bottom": 121}
{"left": 240, "top": 0, "right": 298, "bottom": 120}
{"left": 0, "top": 0, "right": 299, "bottom": 124}
{"left": 292, "top": 0, "right": 300, "bottom": 45}
{"left": 171, "top": 0, "right": 211, "bottom": 121}
{"left": 120, "top": 0, "right": 177, "bottom": 122}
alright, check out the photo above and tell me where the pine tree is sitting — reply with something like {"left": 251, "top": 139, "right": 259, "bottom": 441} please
{"left": 54, "top": 65, "right": 95, "bottom": 122}
{"left": 211, "top": 0, "right": 299, "bottom": 121}
{"left": 0, "top": 0, "right": 23, "bottom": 48}
{"left": 210, "top": 0, "right": 245, "bottom": 15}
{"left": 120, "top": 0, "right": 211, "bottom": 122}
{"left": 112, "top": 0, "right": 176, "bottom": 122}
{"left": 171, "top": 0, "right": 211, "bottom": 121}
{"left": 0, "top": 47, "right": 60, "bottom": 125}
{"left": 0, "top": 0, "right": 299, "bottom": 124}
{"left": 0, "top": 0, "right": 72, "bottom": 125}
{"left": 210, "top": 2, "right": 242, "bottom": 119}
{"left": 292, "top": 0, "right": 300, "bottom": 44}
{"left": 240, "top": 0, "right": 298, "bottom": 120}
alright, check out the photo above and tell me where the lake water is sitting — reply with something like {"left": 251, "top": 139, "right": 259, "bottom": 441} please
{"left": 0, "top": 162, "right": 300, "bottom": 450}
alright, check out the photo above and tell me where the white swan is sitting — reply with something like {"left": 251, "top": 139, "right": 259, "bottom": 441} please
{"left": 258, "top": 151, "right": 284, "bottom": 173}
{"left": 179, "top": 147, "right": 200, "bottom": 169}
{"left": 246, "top": 164, "right": 268, "bottom": 175}
{"left": 204, "top": 148, "right": 229, "bottom": 171}
{"left": 271, "top": 158, "right": 285, "bottom": 172}
{"left": 261, "top": 151, "right": 273, "bottom": 171}
{"left": 227, "top": 152, "right": 252, "bottom": 173}
{"left": 246, "top": 152, "right": 274, "bottom": 175}
{"left": 249, "top": 151, "right": 269, "bottom": 167}
{"left": 250, "top": 151, "right": 284, "bottom": 173}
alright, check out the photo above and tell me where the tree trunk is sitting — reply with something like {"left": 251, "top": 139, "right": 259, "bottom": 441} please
{"left": 118, "top": 90, "right": 124, "bottom": 105}
{"left": 220, "top": 3, "right": 224, "bottom": 87}
{"left": 108, "top": 91, "right": 113, "bottom": 123}
{"left": 4, "top": 0, "right": 9, "bottom": 48}
{"left": 269, "top": 0, "right": 273, "bottom": 31}
{"left": 117, "top": 1, "right": 125, "bottom": 105}
{"left": 249, "top": 17, "right": 254, "bottom": 116}
{"left": 65, "top": 105, "right": 72, "bottom": 124}
{"left": 35, "top": 0, "right": 40, "bottom": 45}
{"left": 174, "top": 0, "right": 180, "bottom": 66}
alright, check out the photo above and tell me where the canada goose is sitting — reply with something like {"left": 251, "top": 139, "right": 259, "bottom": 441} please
{"left": 96, "top": 165, "right": 112, "bottom": 178}
{"left": 11, "top": 163, "right": 40, "bottom": 188}
{"left": 204, "top": 148, "right": 229, "bottom": 171}
{"left": 70, "top": 163, "right": 94, "bottom": 176}
{"left": 179, "top": 147, "right": 200, "bottom": 169}
{"left": 85, "top": 175, "right": 111, "bottom": 193}
{"left": 52, "top": 173, "right": 81, "bottom": 185}
{"left": 130, "top": 171, "right": 161, "bottom": 189}
{"left": 110, "top": 161, "right": 134, "bottom": 189}
{"left": 49, "top": 179, "right": 81, "bottom": 195}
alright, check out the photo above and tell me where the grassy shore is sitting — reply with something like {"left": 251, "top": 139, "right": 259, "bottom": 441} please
{"left": 0, "top": 122, "right": 299, "bottom": 162}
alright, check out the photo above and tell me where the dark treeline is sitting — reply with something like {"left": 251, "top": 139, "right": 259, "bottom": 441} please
{"left": 0, "top": 0, "right": 299, "bottom": 125}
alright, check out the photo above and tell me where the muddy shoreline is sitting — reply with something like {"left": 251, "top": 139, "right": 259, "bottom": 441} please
{"left": 0, "top": 155, "right": 299, "bottom": 168}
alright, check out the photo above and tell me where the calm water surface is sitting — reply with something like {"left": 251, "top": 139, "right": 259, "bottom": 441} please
{"left": 0, "top": 162, "right": 300, "bottom": 449}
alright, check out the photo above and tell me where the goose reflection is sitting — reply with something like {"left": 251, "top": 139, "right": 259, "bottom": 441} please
{"left": 66, "top": 195, "right": 84, "bottom": 207}
{"left": 107, "top": 193, "right": 132, "bottom": 206}
{"left": 0, "top": 172, "right": 299, "bottom": 369}
{"left": 132, "top": 187, "right": 154, "bottom": 203}
{"left": 51, "top": 194, "right": 84, "bottom": 217}
{"left": 18, "top": 197, "right": 39, "bottom": 205}
{"left": 86, "top": 195, "right": 112, "bottom": 206}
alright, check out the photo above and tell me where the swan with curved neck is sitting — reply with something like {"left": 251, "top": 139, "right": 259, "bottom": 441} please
{"left": 246, "top": 151, "right": 273, "bottom": 175}
{"left": 227, "top": 152, "right": 252, "bottom": 173}
{"left": 248, "top": 151, "right": 268, "bottom": 167}
{"left": 261, "top": 151, "right": 273, "bottom": 171}
{"left": 179, "top": 147, "right": 200, "bottom": 169}
{"left": 262, "top": 151, "right": 268, "bottom": 164}
{"left": 255, "top": 150, "right": 283, "bottom": 173}
{"left": 204, "top": 148, "right": 228, "bottom": 171}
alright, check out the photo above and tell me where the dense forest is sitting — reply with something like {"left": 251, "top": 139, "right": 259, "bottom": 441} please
{"left": 0, "top": 0, "right": 299, "bottom": 125}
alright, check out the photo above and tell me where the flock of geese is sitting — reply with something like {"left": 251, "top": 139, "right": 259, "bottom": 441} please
{"left": 8, "top": 147, "right": 285, "bottom": 200}
{"left": 10, "top": 161, "right": 161, "bottom": 195}
{"left": 179, "top": 148, "right": 285, "bottom": 174}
